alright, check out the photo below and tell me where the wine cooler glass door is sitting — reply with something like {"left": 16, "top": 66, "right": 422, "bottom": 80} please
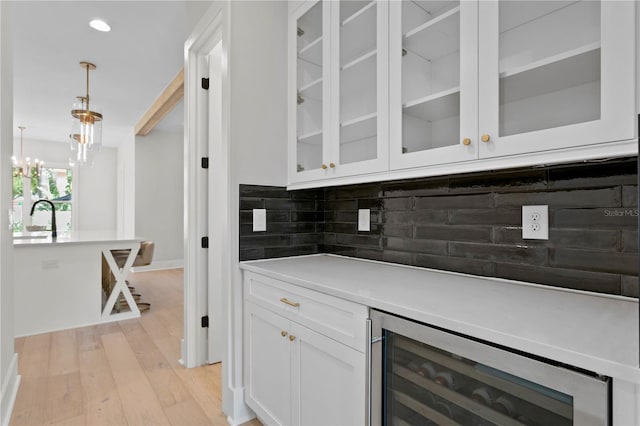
{"left": 370, "top": 310, "right": 609, "bottom": 426}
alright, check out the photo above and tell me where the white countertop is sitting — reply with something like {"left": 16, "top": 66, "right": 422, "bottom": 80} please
{"left": 241, "top": 254, "right": 640, "bottom": 382}
{"left": 13, "top": 231, "right": 142, "bottom": 247}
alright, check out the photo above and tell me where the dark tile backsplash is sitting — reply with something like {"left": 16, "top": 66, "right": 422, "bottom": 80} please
{"left": 239, "top": 157, "right": 639, "bottom": 297}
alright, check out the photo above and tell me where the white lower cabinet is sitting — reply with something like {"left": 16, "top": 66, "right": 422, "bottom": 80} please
{"left": 243, "top": 273, "right": 368, "bottom": 426}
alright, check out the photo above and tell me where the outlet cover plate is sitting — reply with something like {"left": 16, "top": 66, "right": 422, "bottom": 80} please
{"left": 253, "top": 209, "right": 266, "bottom": 232}
{"left": 522, "top": 205, "right": 548, "bottom": 240}
{"left": 358, "top": 209, "right": 370, "bottom": 232}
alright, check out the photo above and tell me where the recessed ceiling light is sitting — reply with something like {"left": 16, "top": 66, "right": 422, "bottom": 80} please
{"left": 89, "top": 19, "right": 111, "bottom": 32}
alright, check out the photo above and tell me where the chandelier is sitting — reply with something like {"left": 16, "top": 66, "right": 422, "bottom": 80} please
{"left": 12, "top": 126, "right": 42, "bottom": 178}
{"left": 70, "top": 61, "right": 102, "bottom": 166}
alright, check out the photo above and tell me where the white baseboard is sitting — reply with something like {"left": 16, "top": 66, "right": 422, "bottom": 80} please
{"left": 131, "top": 259, "right": 183, "bottom": 272}
{"left": 1, "top": 354, "right": 20, "bottom": 426}
{"left": 225, "top": 385, "right": 255, "bottom": 426}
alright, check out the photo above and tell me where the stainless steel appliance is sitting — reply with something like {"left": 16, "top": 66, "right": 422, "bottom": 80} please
{"left": 369, "top": 310, "right": 610, "bottom": 425}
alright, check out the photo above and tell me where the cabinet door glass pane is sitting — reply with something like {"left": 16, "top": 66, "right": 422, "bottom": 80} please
{"left": 499, "top": 1, "right": 601, "bottom": 137}
{"left": 296, "top": 2, "right": 324, "bottom": 173}
{"left": 401, "top": 1, "right": 460, "bottom": 155}
{"left": 384, "top": 331, "right": 573, "bottom": 425}
{"left": 339, "top": 1, "right": 377, "bottom": 165}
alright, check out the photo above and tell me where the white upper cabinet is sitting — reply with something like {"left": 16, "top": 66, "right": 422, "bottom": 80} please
{"left": 389, "top": 0, "right": 478, "bottom": 170}
{"left": 289, "top": 0, "right": 389, "bottom": 184}
{"left": 289, "top": 0, "right": 636, "bottom": 187}
{"left": 478, "top": 0, "right": 636, "bottom": 158}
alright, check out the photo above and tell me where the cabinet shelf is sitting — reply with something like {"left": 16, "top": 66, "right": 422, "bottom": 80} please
{"left": 340, "top": 1, "right": 376, "bottom": 66}
{"left": 341, "top": 1, "right": 375, "bottom": 27}
{"left": 403, "top": 87, "right": 459, "bottom": 122}
{"left": 297, "top": 130, "right": 322, "bottom": 145}
{"left": 500, "top": 44, "right": 600, "bottom": 105}
{"left": 404, "top": 6, "right": 460, "bottom": 61}
{"left": 341, "top": 112, "right": 376, "bottom": 145}
{"left": 298, "top": 36, "right": 322, "bottom": 67}
{"left": 341, "top": 49, "right": 376, "bottom": 72}
{"left": 393, "top": 364, "right": 526, "bottom": 426}
{"left": 396, "top": 337, "right": 572, "bottom": 419}
{"left": 299, "top": 77, "right": 323, "bottom": 102}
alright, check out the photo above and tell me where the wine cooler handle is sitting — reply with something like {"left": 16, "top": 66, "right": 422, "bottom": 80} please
{"left": 367, "top": 319, "right": 383, "bottom": 426}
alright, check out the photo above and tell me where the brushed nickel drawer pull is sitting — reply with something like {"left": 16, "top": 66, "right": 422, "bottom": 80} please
{"left": 280, "top": 297, "right": 300, "bottom": 307}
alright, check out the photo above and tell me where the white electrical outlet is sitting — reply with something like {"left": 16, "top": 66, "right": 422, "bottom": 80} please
{"left": 358, "top": 209, "right": 370, "bottom": 232}
{"left": 253, "top": 209, "right": 266, "bottom": 232}
{"left": 522, "top": 205, "right": 549, "bottom": 240}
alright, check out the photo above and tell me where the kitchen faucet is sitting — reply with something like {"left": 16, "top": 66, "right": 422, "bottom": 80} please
{"left": 30, "top": 199, "right": 57, "bottom": 239}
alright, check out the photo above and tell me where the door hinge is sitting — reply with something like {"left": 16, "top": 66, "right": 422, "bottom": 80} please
{"left": 201, "top": 236, "right": 209, "bottom": 248}
{"left": 201, "top": 157, "right": 209, "bottom": 169}
{"left": 201, "top": 315, "right": 209, "bottom": 328}
{"left": 201, "top": 78, "right": 210, "bottom": 90}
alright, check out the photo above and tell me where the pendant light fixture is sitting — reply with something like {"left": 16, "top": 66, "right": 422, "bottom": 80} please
{"left": 70, "top": 61, "right": 102, "bottom": 166}
{"left": 12, "top": 126, "right": 43, "bottom": 178}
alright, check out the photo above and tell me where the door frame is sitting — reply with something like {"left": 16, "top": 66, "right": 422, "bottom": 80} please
{"left": 184, "top": 3, "right": 254, "bottom": 425}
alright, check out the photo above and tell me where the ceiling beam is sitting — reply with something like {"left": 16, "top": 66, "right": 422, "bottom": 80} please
{"left": 135, "top": 68, "right": 184, "bottom": 136}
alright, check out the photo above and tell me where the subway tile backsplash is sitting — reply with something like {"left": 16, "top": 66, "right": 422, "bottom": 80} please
{"left": 239, "top": 157, "right": 639, "bottom": 297}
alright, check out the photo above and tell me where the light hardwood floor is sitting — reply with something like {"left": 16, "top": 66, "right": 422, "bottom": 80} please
{"left": 10, "top": 268, "right": 261, "bottom": 426}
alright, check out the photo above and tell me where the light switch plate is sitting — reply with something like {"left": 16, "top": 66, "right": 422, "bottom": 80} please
{"left": 253, "top": 209, "right": 266, "bottom": 232}
{"left": 358, "top": 209, "right": 370, "bottom": 232}
{"left": 522, "top": 205, "right": 548, "bottom": 240}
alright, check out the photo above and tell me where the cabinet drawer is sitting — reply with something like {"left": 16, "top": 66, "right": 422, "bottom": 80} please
{"left": 243, "top": 271, "right": 369, "bottom": 352}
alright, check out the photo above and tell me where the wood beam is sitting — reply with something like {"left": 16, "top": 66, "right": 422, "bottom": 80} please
{"left": 135, "top": 68, "right": 184, "bottom": 136}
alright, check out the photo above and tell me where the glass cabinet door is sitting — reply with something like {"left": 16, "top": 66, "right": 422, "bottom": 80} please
{"left": 332, "top": 0, "right": 388, "bottom": 176}
{"left": 389, "top": 0, "right": 478, "bottom": 170}
{"left": 292, "top": 1, "right": 329, "bottom": 180}
{"left": 479, "top": 0, "right": 635, "bottom": 158}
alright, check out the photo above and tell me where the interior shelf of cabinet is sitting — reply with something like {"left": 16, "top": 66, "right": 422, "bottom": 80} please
{"left": 298, "top": 36, "right": 322, "bottom": 67}
{"left": 297, "top": 130, "right": 322, "bottom": 145}
{"left": 404, "top": 6, "right": 460, "bottom": 61}
{"left": 395, "top": 337, "right": 572, "bottom": 420}
{"left": 298, "top": 77, "right": 322, "bottom": 102}
{"left": 403, "top": 87, "right": 459, "bottom": 122}
{"left": 393, "top": 364, "right": 526, "bottom": 426}
{"left": 391, "top": 416, "right": 413, "bottom": 426}
{"left": 499, "top": 43, "right": 600, "bottom": 105}
{"left": 340, "top": 112, "right": 376, "bottom": 145}
{"left": 392, "top": 389, "right": 462, "bottom": 426}
{"left": 340, "top": 1, "right": 376, "bottom": 66}
{"left": 341, "top": 0, "right": 375, "bottom": 27}
{"left": 341, "top": 49, "right": 376, "bottom": 72}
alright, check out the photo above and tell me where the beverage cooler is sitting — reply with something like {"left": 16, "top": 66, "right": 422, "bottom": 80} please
{"left": 369, "top": 310, "right": 610, "bottom": 425}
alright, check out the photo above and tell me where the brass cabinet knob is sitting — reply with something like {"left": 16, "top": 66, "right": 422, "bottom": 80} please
{"left": 281, "top": 330, "right": 288, "bottom": 337}
{"left": 289, "top": 335, "right": 296, "bottom": 341}
{"left": 481, "top": 134, "right": 491, "bottom": 142}
{"left": 462, "top": 138, "right": 471, "bottom": 146}
{"left": 329, "top": 163, "right": 335, "bottom": 168}
{"left": 321, "top": 164, "right": 328, "bottom": 170}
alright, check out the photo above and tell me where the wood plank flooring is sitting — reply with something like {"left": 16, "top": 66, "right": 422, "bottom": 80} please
{"left": 10, "top": 268, "right": 261, "bottom": 426}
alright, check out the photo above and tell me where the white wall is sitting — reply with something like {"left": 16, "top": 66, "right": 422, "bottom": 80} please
{"left": 0, "top": 4, "right": 19, "bottom": 423}
{"left": 13, "top": 138, "right": 119, "bottom": 233}
{"left": 224, "top": 0, "right": 288, "bottom": 421}
{"left": 135, "top": 129, "right": 184, "bottom": 266}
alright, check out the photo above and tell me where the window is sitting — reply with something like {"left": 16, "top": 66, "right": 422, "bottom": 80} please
{"left": 12, "top": 166, "right": 73, "bottom": 233}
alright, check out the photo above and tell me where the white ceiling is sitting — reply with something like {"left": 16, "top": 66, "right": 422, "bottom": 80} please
{"left": 10, "top": 1, "right": 206, "bottom": 147}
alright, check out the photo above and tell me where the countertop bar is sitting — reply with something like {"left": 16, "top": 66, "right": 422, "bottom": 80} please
{"left": 14, "top": 231, "right": 142, "bottom": 246}
{"left": 240, "top": 254, "right": 640, "bottom": 382}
